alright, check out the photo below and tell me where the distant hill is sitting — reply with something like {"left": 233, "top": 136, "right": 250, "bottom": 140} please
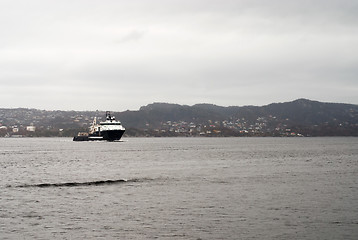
{"left": 118, "top": 98, "right": 358, "bottom": 125}
{"left": 1, "top": 99, "right": 358, "bottom": 137}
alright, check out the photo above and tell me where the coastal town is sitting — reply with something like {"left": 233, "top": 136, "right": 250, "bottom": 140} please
{"left": 1, "top": 104, "right": 357, "bottom": 137}
{"left": 143, "top": 116, "right": 304, "bottom": 137}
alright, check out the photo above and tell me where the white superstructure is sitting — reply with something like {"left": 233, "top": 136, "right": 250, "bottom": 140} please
{"left": 89, "top": 112, "right": 125, "bottom": 134}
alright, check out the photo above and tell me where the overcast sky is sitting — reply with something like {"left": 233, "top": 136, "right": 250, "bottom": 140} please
{"left": 1, "top": 0, "right": 357, "bottom": 111}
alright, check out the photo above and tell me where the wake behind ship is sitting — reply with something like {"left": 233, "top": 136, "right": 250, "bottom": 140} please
{"left": 73, "top": 112, "right": 125, "bottom": 141}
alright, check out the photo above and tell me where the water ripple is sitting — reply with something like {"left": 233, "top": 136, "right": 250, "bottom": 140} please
{"left": 11, "top": 178, "right": 152, "bottom": 188}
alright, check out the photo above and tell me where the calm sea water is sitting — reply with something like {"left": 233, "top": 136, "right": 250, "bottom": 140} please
{"left": 1, "top": 137, "right": 357, "bottom": 239}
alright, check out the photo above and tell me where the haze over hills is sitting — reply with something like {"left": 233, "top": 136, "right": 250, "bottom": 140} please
{"left": 1, "top": 99, "right": 358, "bottom": 137}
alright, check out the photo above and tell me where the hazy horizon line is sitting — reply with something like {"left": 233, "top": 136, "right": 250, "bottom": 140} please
{"left": 1, "top": 98, "right": 357, "bottom": 112}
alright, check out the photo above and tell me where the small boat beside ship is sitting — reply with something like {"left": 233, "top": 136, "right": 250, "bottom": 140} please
{"left": 73, "top": 111, "right": 125, "bottom": 141}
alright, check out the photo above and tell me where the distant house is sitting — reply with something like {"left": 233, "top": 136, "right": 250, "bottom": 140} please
{"left": 26, "top": 126, "right": 36, "bottom": 132}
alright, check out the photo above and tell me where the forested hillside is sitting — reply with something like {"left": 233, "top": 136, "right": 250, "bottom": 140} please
{"left": 1, "top": 99, "right": 358, "bottom": 137}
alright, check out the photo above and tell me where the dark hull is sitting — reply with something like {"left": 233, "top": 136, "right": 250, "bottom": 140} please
{"left": 73, "top": 130, "right": 125, "bottom": 141}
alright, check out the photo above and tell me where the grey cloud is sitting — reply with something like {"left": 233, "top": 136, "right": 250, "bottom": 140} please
{"left": 114, "top": 31, "right": 145, "bottom": 44}
{"left": 0, "top": 0, "right": 357, "bottom": 110}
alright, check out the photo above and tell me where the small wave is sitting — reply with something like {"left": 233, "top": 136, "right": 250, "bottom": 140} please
{"left": 7, "top": 177, "right": 160, "bottom": 188}
{"left": 15, "top": 179, "right": 130, "bottom": 188}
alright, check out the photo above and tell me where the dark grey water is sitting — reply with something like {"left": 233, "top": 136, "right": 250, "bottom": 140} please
{"left": 1, "top": 137, "right": 357, "bottom": 239}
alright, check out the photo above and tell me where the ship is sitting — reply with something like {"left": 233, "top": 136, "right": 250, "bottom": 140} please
{"left": 73, "top": 111, "right": 125, "bottom": 141}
